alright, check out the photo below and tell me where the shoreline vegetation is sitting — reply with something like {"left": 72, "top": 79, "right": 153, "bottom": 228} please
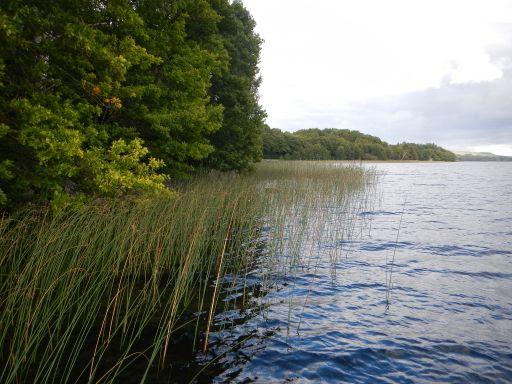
{"left": 0, "top": 161, "right": 377, "bottom": 383}
{"left": 454, "top": 152, "right": 512, "bottom": 161}
{"left": 262, "top": 127, "right": 457, "bottom": 162}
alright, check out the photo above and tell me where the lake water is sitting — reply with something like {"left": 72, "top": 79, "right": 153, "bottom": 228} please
{"left": 202, "top": 162, "right": 512, "bottom": 383}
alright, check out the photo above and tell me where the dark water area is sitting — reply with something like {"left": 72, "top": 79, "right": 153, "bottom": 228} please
{"left": 199, "top": 162, "right": 512, "bottom": 383}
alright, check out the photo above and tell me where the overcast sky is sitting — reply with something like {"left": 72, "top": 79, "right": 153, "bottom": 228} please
{"left": 242, "top": 0, "right": 512, "bottom": 155}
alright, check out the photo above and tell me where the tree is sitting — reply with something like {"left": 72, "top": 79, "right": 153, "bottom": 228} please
{"left": 262, "top": 127, "right": 456, "bottom": 162}
{"left": 207, "top": 0, "right": 266, "bottom": 171}
{"left": 0, "top": 0, "right": 170, "bottom": 208}
{"left": 124, "top": 0, "right": 228, "bottom": 177}
{"left": 0, "top": 0, "right": 268, "bottom": 210}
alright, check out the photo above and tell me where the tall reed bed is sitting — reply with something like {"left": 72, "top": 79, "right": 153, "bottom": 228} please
{"left": 0, "top": 161, "right": 376, "bottom": 383}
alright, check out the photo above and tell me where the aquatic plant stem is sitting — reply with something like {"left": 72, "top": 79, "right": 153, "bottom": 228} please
{"left": 203, "top": 197, "right": 240, "bottom": 353}
{"left": 386, "top": 198, "right": 407, "bottom": 308}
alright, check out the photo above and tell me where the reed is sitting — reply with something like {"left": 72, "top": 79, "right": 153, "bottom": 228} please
{"left": 0, "top": 160, "right": 376, "bottom": 383}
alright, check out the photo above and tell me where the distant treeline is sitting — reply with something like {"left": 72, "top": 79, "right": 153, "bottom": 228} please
{"left": 263, "top": 127, "right": 457, "bottom": 162}
{"left": 456, "top": 153, "right": 512, "bottom": 161}
{"left": 0, "top": 0, "right": 264, "bottom": 209}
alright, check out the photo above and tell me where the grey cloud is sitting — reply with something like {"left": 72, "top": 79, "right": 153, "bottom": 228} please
{"left": 279, "top": 34, "right": 512, "bottom": 150}
{"left": 359, "top": 69, "right": 512, "bottom": 146}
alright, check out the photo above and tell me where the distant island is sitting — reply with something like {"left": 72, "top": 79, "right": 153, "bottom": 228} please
{"left": 263, "top": 127, "right": 457, "bottom": 161}
{"left": 454, "top": 151, "right": 512, "bottom": 161}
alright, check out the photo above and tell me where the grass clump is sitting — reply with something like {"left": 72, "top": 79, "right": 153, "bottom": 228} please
{"left": 0, "top": 160, "right": 376, "bottom": 383}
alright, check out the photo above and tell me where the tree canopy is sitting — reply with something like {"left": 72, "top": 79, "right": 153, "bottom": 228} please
{"left": 263, "top": 127, "right": 457, "bottom": 162}
{"left": 0, "top": 0, "right": 264, "bottom": 209}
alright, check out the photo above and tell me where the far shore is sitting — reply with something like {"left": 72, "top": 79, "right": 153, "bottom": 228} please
{"left": 262, "top": 159, "right": 510, "bottom": 163}
{"left": 264, "top": 159, "right": 454, "bottom": 163}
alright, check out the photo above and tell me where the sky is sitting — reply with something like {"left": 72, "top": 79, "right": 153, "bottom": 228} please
{"left": 241, "top": 0, "right": 512, "bottom": 155}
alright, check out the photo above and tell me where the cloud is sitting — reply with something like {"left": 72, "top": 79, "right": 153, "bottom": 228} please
{"left": 279, "top": 25, "right": 512, "bottom": 154}
{"left": 359, "top": 69, "right": 512, "bottom": 145}
{"left": 242, "top": 0, "right": 512, "bottom": 154}
{"left": 271, "top": 65, "right": 512, "bottom": 154}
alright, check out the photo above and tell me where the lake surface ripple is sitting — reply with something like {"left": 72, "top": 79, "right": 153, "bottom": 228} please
{"left": 204, "top": 162, "right": 512, "bottom": 383}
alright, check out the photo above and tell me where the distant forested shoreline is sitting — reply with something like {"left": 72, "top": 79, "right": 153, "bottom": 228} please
{"left": 263, "top": 127, "right": 457, "bottom": 162}
{"left": 455, "top": 153, "right": 512, "bottom": 161}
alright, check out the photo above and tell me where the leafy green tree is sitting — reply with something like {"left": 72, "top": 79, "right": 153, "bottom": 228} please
{"left": 124, "top": 0, "right": 228, "bottom": 177}
{"left": 0, "top": 124, "right": 13, "bottom": 205}
{"left": 207, "top": 0, "right": 266, "bottom": 171}
{"left": 334, "top": 138, "right": 351, "bottom": 160}
{"left": 0, "top": 0, "right": 171, "bottom": 208}
{"left": 0, "top": 0, "right": 268, "bottom": 210}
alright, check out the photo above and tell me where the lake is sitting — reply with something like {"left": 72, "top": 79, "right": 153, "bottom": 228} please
{"left": 202, "top": 162, "right": 512, "bottom": 383}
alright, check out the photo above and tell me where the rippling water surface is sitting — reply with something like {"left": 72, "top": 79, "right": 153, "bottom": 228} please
{"left": 203, "top": 162, "right": 512, "bottom": 383}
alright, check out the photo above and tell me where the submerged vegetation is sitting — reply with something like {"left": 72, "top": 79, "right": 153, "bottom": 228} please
{"left": 0, "top": 161, "right": 377, "bottom": 383}
{"left": 263, "top": 127, "right": 457, "bottom": 161}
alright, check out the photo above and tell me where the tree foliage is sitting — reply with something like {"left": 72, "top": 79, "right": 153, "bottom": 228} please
{"left": 207, "top": 0, "right": 266, "bottom": 171}
{"left": 0, "top": 0, "right": 265, "bottom": 209}
{"left": 263, "top": 127, "right": 457, "bottom": 162}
